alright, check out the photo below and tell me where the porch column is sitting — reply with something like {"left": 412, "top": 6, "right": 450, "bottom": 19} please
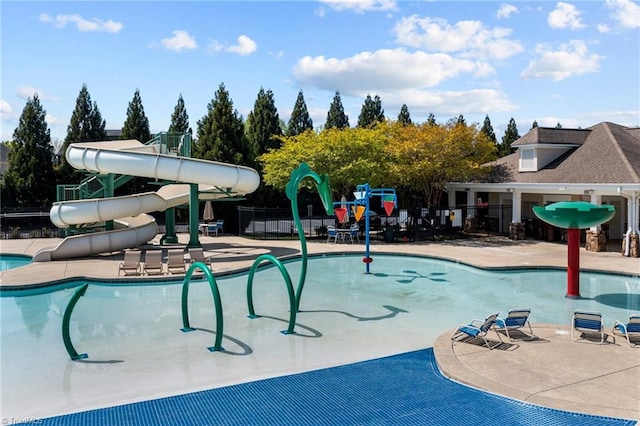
{"left": 463, "top": 190, "right": 477, "bottom": 233}
{"left": 466, "top": 190, "right": 475, "bottom": 217}
{"left": 509, "top": 190, "right": 524, "bottom": 240}
{"left": 585, "top": 193, "right": 606, "bottom": 252}
{"left": 622, "top": 190, "right": 639, "bottom": 257}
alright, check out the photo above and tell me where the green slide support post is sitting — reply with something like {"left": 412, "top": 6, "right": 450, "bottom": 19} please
{"left": 161, "top": 207, "right": 178, "bottom": 244}
{"left": 187, "top": 183, "right": 201, "bottom": 248}
{"left": 62, "top": 284, "right": 89, "bottom": 361}
{"left": 103, "top": 174, "right": 115, "bottom": 231}
{"left": 181, "top": 262, "right": 224, "bottom": 352}
{"left": 284, "top": 163, "right": 334, "bottom": 312}
{"left": 246, "top": 254, "right": 297, "bottom": 335}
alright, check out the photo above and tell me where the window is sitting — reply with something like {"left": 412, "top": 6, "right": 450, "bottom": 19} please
{"left": 520, "top": 148, "right": 535, "bottom": 171}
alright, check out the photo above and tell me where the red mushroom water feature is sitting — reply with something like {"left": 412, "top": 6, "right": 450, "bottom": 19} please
{"left": 533, "top": 201, "right": 615, "bottom": 298}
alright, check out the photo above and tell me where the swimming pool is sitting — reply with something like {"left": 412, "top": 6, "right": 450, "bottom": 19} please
{"left": 0, "top": 254, "right": 31, "bottom": 271}
{"left": 1, "top": 254, "right": 638, "bottom": 422}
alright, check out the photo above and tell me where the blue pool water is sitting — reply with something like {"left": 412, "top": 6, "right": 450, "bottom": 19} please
{"left": 1, "top": 254, "right": 638, "bottom": 423}
{"left": 0, "top": 254, "right": 31, "bottom": 271}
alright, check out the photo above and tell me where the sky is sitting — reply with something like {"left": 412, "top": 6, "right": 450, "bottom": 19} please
{"left": 2, "top": 0, "right": 639, "bottom": 145}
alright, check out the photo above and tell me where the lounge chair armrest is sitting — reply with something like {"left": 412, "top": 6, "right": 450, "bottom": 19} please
{"left": 468, "top": 319, "right": 484, "bottom": 327}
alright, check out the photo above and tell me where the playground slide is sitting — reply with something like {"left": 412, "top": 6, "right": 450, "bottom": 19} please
{"left": 32, "top": 140, "right": 260, "bottom": 262}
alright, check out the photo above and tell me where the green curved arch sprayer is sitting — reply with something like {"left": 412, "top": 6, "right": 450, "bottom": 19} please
{"left": 246, "top": 163, "right": 333, "bottom": 326}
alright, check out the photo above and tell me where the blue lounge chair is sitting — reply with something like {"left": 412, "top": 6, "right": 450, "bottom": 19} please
{"left": 571, "top": 310, "right": 604, "bottom": 344}
{"left": 495, "top": 309, "right": 534, "bottom": 341}
{"left": 612, "top": 314, "right": 640, "bottom": 347}
{"left": 451, "top": 312, "right": 503, "bottom": 349}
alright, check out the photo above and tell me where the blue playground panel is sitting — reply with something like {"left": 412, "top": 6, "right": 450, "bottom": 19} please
{"left": 25, "top": 349, "right": 635, "bottom": 426}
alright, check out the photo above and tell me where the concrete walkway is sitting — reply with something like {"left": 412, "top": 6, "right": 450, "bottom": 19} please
{"left": 436, "top": 324, "right": 640, "bottom": 420}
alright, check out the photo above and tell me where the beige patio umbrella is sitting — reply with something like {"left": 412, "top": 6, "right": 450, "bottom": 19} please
{"left": 203, "top": 200, "right": 214, "bottom": 223}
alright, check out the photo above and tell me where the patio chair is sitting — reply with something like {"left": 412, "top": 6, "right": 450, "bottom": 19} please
{"left": 118, "top": 250, "right": 142, "bottom": 276}
{"left": 143, "top": 250, "right": 165, "bottom": 275}
{"left": 167, "top": 249, "right": 186, "bottom": 274}
{"left": 206, "top": 223, "right": 219, "bottom": 237}
{"left": 612, "top": 314, "right": 640, "bottom": 347}
{"left": 495, "top": 309, "right": 535, "bottom": 341}
{"left": 188, "top": 247, "right": 212, "bottom": 270}
{"left": 327, "top": 226, "right": 339, "bottom": 244}
{"left": 571, "top": 310, "right": 604, "bottom": 344}
{"left": 451, "top": 312, "right": 503, "bottom": 349}
{"left": 216, "top": 219, "right": 225, "bottom": 235}
{"left": 347, "top": 224, "right": 360, "bottom": 243}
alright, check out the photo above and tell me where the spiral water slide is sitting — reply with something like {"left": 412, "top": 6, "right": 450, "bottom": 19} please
{"left": 32, "top": 140, "right": 260, "bottom": 262}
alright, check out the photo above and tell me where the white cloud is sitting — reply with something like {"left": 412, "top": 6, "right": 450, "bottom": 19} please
{"left": 160, "top": 30, "right": 197, "bottom": 52}
{"left": 606, "top": 0, "right": 640, "bottom": 29}
{"left": 597, "top": 24, "right": 611, "bottom": 33}
{"left": 548, "top": 2, "right": 586, "bottom": 29}
{"left": 381, "top": 88, "right": 516, "bottom": 117}
{"left": 293, "top": 48, "right": 481, "bottom": 92}
{"left": 227, "top": 35, "right": 257, "bottom": 56}
{"left": 39, "top": 13, "right": 123, "bottom": 33}
{"left": 521, "top": 40, "right": 603, "bottom": 81}
{"left": 585, "top": 110, "right": 640, "bottom": 126}
{"left": 532, "top": 116, "right": 581, "bottom": 128}
{"left": 16, "top": 85, "right": 59, "bottom": 101}
{"left": 393, "top": 16, "right": 524, "bottom": 60}
{"left": 0, "top": 99, "right": 11, "bottom": 114}
{"left": 209, "top": 35, "right": 257, "bottom": 56}
{"left": 497, "top": 4, "right": 518, "bottom": 19}
{"left": 318, "top": 0, "right": 397, "bottom": 14}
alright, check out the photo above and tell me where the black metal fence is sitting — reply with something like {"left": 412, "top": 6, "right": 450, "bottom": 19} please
{"left": 1, "top": 204, "right": 517, "bottom": 242}
{"left": 236, "top": 205, "right": 509, "bottom": 241}
{"left": 1, "top": 210, "right": 59, "bottom": 239}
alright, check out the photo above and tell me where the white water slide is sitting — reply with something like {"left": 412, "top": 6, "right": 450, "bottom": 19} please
{"left": 32, "top": 140, "right": 260, "bottom": 262}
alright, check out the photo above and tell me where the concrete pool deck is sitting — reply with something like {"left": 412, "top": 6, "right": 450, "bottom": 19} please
{"left": 1, "top": 235, "right": 639, "bottom": 422}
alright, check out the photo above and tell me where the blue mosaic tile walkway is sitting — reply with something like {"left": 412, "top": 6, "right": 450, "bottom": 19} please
{"left": 27, "top": 349, "right": 635, "bottom": 425}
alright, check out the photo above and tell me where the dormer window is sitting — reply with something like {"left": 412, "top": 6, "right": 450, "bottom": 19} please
{"left": 520, "top": 148, "right": 535, "bottom": 171}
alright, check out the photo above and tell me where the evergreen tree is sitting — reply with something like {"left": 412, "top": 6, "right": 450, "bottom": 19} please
{"left": 555, "top": 122, "right": 563, "bottom": 128}
{"left": 531, "top": 120, "right": 538, "bottom": 129}
{"left": 325, "top": 91, "right": 349, "bottom": 129}
{"left": 2, "top": 95, "right": 55, "bottom": 207}
{"left": 456, "top": 114, "right": 466, "bottom": 126}
{"left": 480, "top": 114, "right": 497, "bottom": 147}
{"left": 58, "top": 84, "right": 107, "bottom": 183}
{"left": 168, "top": 94, "right": 190, "bottom": 134}
{"left": 195, "top": 83, "right": 251, "bottom": 166}
{"left": 246, "top": 87, "right": 282, "bottom": 163}
{"left": 500, "top": 117, "right": 520, "bottom": 156}
{"left": 286, "top": 90, "right": 313, "bottom": 136}
{"left": 426, "top": 113, "right": 437, "bottom": 126}
{"left": 397, "top": 104, "right": 412, "bottom": 125}
{"left": 121, "top": 89, "right": 151, "bottom": 142}
{"left": 357, "top": 94, "right": 384, "bottom": 128}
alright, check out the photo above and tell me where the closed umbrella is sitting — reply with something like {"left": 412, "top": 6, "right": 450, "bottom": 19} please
{"left": 338, "top": 195, "right": 349, "bottom": 224}
{"left": 203, "top": 201, "right": 214, "bottom": 223}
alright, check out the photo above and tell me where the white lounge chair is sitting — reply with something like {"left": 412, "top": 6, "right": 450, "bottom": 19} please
{"left": 188, "top": 248, "right": 212, "bottom": 270}
{"left": 167, "top": 249, "right": 186, "bottom": 274}
{"left": 143, "top": 250, "right": 165, "bottom": 275}
{"left": 118, "top": 250, "right": 142, "bottom": 276}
